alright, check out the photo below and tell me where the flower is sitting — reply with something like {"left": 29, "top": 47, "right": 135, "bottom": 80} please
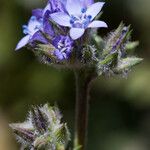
{"left": 50, "top": 0, "right": 107, "bottom": 40}
{"left": 15, "top": 16, "right": 44, "bottom": 50}
{"left": 15, "top": 0, "right": 67, "bottom": 51}
{"left": 52, "top": 35, "right": 73, "bottom": 60}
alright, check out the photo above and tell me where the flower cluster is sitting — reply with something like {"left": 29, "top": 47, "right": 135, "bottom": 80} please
{"left": 15, "top": 0, "right": 107, "bottom": 65}
{"left": 15, "top": 0, "right": 142, "bottom": 75}
{"left": 10, "top": 104, "right": 70, "bottom": 150}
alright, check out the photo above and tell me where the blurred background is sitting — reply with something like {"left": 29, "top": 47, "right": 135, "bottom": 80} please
{"left": 0, "top": 0, "right": 150, "bottom": 149}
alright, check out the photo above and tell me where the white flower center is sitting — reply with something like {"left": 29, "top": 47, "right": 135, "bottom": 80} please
{"left": 69, "top": 8, "right": 92, "bottom": 28}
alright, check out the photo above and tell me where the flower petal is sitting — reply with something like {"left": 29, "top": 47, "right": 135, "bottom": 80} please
{"left": 43, "top": 3, "right": 51, "bottom": 15}
{"left": 54, "top": 49, "right": 64, "bottom": 60}
{"left": 86, "top": 2, "right": 105, "bottom": 20}
{"left": 32, "top": 9, "right": 43, "bottom": 19}
{"left": 15, "top": 35, "right": 30, "bottom": 50}
{"left": 88, "top": 20, "right": 108, "bottom": 28}
{"left": 28, "top": 16, "right": 42, "bottom": 34}
{"left": 50, "top": 12, "right": 71, "bottom": 27}
{"left": 66, "top": 0, "right": 82, "bottom": 15}
{"left": 80, "top": 0, "right": 94, "bottom": 7}
{"left": 60, "top": 0, "right": 67, "bottom": 6}
{"left": 30, "top": 31, "right": 48, "bottom": 44}
{"left": 43, "top": 11, "right": 55, "bottom": 37}
{"left": 70, "top": 28, "right": 85, "bottom": 40}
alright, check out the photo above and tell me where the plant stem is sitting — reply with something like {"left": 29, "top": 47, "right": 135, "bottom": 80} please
{"left": 74, "top": 68, "right": 95, "bottom": 150}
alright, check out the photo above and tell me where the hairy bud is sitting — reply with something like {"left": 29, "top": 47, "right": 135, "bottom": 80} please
{"left": 10, "top": 104, "right": 70, "bottom": 150}
{"left": 96, "top": 22, "right": 143, "bottom": 76}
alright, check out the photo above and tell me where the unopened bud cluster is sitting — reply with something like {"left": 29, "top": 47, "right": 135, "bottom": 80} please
{"left": 10, "top": 104, "right": 70, "bottom": 150}
{"left": 96, "top": 22, "right": 142, "bottom": 76}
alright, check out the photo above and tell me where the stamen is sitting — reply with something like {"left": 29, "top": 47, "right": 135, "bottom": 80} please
{"left": 81, "top": 8, "right": 87, "bottom": 13}
{"left": 22, "top": 25, "right": 29, "bottom": 34}
{"left": 69, "top": 13, "right": 92, "bottom": 28}
{"left": 70, "top": 19, "right": 74, "bottom": 24}
{"left": 87, "top": 15, "right": 92, "bottom": 20}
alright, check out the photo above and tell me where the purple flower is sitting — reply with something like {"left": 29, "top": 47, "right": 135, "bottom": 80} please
{"left": 31, "top": 0, "right": 67, "bottom": 38}
{"left": 15, "top": 16, "right": 43, "bottom": 50}
{"left": 50, "top": 0, "right": 107, "bottom": 40}
{"left": 52, "top": 35, "right": 73, "bottom": 60}
{"left": 16, "top": 4, "right": 56, "bottom": 50}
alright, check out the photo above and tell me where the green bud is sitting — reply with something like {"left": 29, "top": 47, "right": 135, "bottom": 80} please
{"left": 97, "top": 22, "right": 142, "bottom": 77}
{"left": 125, "top": 41, "right": 139, "bottom": 50}
{"left": 115, "top": 57, "right": 143, "bottom": 72}
{"left": 33, "top": 135, "right": 49, "bottom": 149}
{"left": 82, "top": 45, "right": 97, "bottom": 64}
{"left": 10, "top": 104, "right": 70, "bottom": 150}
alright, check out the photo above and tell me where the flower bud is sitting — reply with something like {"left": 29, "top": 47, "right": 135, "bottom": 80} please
{"left": 96, "top": 22, "right": 143, "bottom": 77}
{"left": 10, "top": 104, "right": 70, "bottom": 150}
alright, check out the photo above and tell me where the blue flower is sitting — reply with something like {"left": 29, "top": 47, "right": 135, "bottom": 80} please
{"left": 52, "top": 35, "right": 73, "bottom": 60}
{"left": 15, "top": 16, "right": 44, "bottom": 50}
{"left": 16, "top": 3, "right": 56, "bottom": 50}
{"left": 50, "top": 0, "right": 107, "bottom": 40}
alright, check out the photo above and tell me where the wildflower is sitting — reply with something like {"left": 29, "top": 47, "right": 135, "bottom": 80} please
{"left": 52, "top": 35, "right": 73, "bottom": 60}
{"left": 50, "top": 0, "right": 107, "bottom": 40}
{"left": 15, "top": 16, "right": 44, "bottom": 50}
{"left": 15, "top": 0, "right": 68, "bottom": 51}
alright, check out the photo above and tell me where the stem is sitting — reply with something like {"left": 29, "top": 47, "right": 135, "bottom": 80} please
{"left": 74, "top": 68, "right": 95, "bottom": 150}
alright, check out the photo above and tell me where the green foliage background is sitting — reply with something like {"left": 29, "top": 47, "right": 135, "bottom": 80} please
{"left": 0, "top": 0, "right": 150, "bottom": 149}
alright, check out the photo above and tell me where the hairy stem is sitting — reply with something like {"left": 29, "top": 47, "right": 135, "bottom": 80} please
{"left": 74, "top": 68, "right": 95, "bottom": 150}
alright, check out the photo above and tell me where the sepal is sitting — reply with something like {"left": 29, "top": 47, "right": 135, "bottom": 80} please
{"left": 114, "top": 57, "right": 143, "bottom": 73}
{"left": 96, "top": 22, "right": 143, "bottom": 77}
